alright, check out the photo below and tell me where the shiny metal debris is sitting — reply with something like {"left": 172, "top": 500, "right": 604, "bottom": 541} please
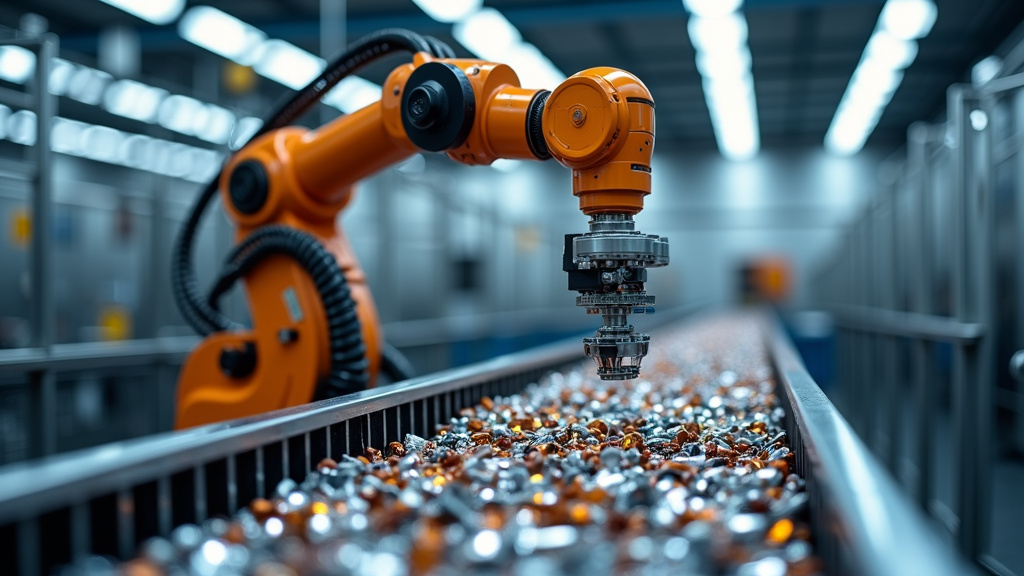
{"left": 63, "top": 314, "right": 821, "bottom": 576}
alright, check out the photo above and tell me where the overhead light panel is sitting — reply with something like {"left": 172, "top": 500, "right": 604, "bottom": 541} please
{"left": 98, "top": 0, "right": 186, "bottom": 25}
{"left": 864, "top": 30, "right": 918, "bottom": 70}
{"left": 103, "top": 79, "right": 167, "bottom": 122}
{"left": 178, "top": 6, "right": 267, "bottom": 66}
{"left": 682, "top": 0, "right": 742, "bottom": 18}
{"left": 451, "top": 8, "right": 565, "bottom": 88}
{"left": 412, "top": 0, "right": 482, "bottom": 23}
{"left": 177, "top": 9, "right": 383, "bottom": 114}
{"left": 255, "top": 40, "right": 325, "bottom": 90}
{"left": 503, "top": 44, "right": 565, "bottom": 89}
{"left": 453, "top": 8, "right": 521, "bottom": 62}
{"left": 878, "top": 0, "right": 937, "bottom": 40}
{"left": 684, "top": 0, "right": 760, "bottom": 160}
{"left": 0, "top": 109, "right": 223, "bottom": 183}
{"left": 687, "top": 12, "right": 748, "bottom": 52}
{"left": 230, "top": 117, "right": 263, "bottom": 150}
{"left": 825, "top": 0, "right": 936, "bottom": 155}
{"left": 322, "top": 76, "right": 383, "bottom": 114}
{"left": 0, "top": 46, "right": 35, "bottom": 84}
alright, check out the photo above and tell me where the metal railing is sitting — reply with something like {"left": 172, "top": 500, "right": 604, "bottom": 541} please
{"left": 815, "top": 70, "right": 1024, "bottom": 575}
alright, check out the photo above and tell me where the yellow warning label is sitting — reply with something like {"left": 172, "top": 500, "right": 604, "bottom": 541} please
{"left": 10, "top": 208, "right": 30, "bottom": 248}
{"left": 99, "top": 305, "right": 132, "bottom": 341}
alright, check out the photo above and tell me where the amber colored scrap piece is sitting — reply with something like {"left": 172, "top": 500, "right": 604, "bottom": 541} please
{"left": 387, "top": 441, "right": 406, "bottom": 457}
{"left": 122, "top": 559, "right": 161, "bottom": 576}
{"left": 767, "top": 518, "right": 794, "bottom": 544}
{"left": 250, "top": 498, "right": 274, "bottom": 521}
{"left": 621, "top": 432, "right": 644, "bottom": 451}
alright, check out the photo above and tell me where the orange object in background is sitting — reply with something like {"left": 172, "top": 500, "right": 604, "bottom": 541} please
{"left": 739, "top": 256, "right": 791, "bottom": 304}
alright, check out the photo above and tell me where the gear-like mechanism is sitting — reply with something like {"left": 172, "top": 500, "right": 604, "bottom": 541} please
{"left": 564, "top": 214, "right": 669, "bottom": 380}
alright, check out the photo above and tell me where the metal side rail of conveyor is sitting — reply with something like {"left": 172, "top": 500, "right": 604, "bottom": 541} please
{"left": 0, "top": 312, "right": 976, "bottom": 576}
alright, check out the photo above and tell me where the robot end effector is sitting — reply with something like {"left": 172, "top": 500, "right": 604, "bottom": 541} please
{"left": 541, "top": 70, "right": 670, "bottom": 380}
{"left": 395, "top": 61, "right": 671, "bottom": 380}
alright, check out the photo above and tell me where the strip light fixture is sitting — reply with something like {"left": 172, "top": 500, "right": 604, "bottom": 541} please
{"left": 98, "top": 0, "right": 186, "bottom": 25}
{"left": 0, "top": 105, "right": 223, "bottom": 183}
{"left": 411, "top": 0, "right": 482, "bottom": 23}
{"left": 178, "top": 5, "right": 381, "bottom": 114}
{"left": 0, "top": 46, "right": 259, "bottom": 147}
{"left": 683, "top": 0, "right": 760, "bottom": 160}
{"left": 444, "top": 7, "right": 565, "bottom": 89}
{"left": 825, "top": 0, "right": 937, "bottom": 155}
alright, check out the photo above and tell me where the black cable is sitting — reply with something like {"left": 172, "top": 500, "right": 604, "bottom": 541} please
{"left": 381, "top": 342, "right": 417, "bottom": 382}
{"left": 423, "top": 35, "right": 457, "bottom": 59}
{"left": 206, "top": 226, "right": 370, "bottom": 398}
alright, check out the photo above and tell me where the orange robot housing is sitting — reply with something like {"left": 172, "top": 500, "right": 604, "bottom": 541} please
{"left": 175, "top": 51, "right": 656, "bottom": 429}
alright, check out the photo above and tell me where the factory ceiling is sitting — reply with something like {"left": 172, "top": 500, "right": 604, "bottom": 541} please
{"left": 1, "top": 0, "right": 1022, "bottom": 153}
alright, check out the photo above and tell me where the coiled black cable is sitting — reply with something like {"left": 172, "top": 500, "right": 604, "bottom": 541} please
{"left": 205, "top": 226, "right": 369, "bottom": 398}
{"left": 172, "top": 29, "right": 442, "bottom": 395}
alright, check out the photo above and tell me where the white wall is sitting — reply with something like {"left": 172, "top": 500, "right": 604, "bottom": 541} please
{"left": 340, "top": 145, "right": 888, "bottom": 315}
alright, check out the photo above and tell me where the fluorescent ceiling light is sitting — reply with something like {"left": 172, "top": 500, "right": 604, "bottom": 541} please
{"left": 826, "top": 0, "right": 935, "bottom": 155}
{"left": 67, "top": 67, "right": 112, "bottom": 105}
{"left": 682, "top": 0, "right": 743, "bottom": 18}
{"left": 322, "top": 76, "right": 383, "bottom": 114}
{"left": 178, "top": 6, "right": 267, "bottom": 66}
{"left": 98, "top": 0, "right": 186, "bottom": 25}
{"left": 198, "top": 106, "right": 236, "bottom": 145}
{"left": 687, "top": 13, "right": 748, "bottom": 52}
{"left": 6, "top": 109, "right": 37, "bottom": 145}
{"left": 27, "top": 114, "right": 224, "bottom": 182}
{"left": 852, "top": 62, "right": 903, "bottom": 93}
{"left": 453, "top": 8, "right": 521, "bottom": 61}
{"left": 254, "top": 39, "right": 325, "bottom": 90}
{"left": 879, "top": 0, "right": 937, "bottom": 40}
{"left": 0, "top": 46, "right": 35, "bottom": 84}
{"left": 230, "top": 117, "right": 263, "bottom": 150}
{"left": 103, "top": 79, "right": 167, "bottom": 122}
{"left": 685, "top": 5, "right": 760, "bottom": 160}
{"left": 158, "top": 94, "right": 206, "bottom": 134}
{"left": 864, "top": 31, "right": 918, "bottom": 70}
{"left": 696, "top": 48, "right": 751, "bottom": 79}
{"left": 176, "top": 9, "right": 382, "bottom": 116}
{"left": 49, "top": 59, "right": 77, "bottom": 96}
{"left": 412, "top": 0, "right": 482, "bottom": 23}
{"left": 503, "top": 43, "right": 566, "bottom": 88}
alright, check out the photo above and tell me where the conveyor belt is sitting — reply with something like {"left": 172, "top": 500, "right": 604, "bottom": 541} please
{"left": 0, "top": 312, "right": 974, "bottom": 576}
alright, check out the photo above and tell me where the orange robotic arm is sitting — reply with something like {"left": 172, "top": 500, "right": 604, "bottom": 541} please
{"left": 175, "top": 51, "right": 667, "bottom": 429}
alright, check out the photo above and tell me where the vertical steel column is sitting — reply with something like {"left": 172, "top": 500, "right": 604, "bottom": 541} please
{"left": 856, "top": 215, "right": 870, "bottom": 437}
{"left": 948, "top": 85, "right": 994, "bottom": 560}
{"left": 907, "top": 123, "right": 935, "bottom": 511}
{"left": 1014, "top": 88, "right": 1024, "bottom": 454}
{"left": 26, "top": 36, "right": 58, "bottom": 460}
{"left": 881, "top": 178, "right": 900, "bottom": 473}
{"left": 868, "top": 204, "right": 884, "bottom": 448}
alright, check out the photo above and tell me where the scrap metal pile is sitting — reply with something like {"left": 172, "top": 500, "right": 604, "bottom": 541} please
{"left": 73, "top": 314, "right": 822, "bottom": 576}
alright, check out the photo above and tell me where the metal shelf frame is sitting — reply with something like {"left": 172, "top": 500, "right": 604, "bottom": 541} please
{"left": 815, "top": 70, "right": 1024, "bottom": 575}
